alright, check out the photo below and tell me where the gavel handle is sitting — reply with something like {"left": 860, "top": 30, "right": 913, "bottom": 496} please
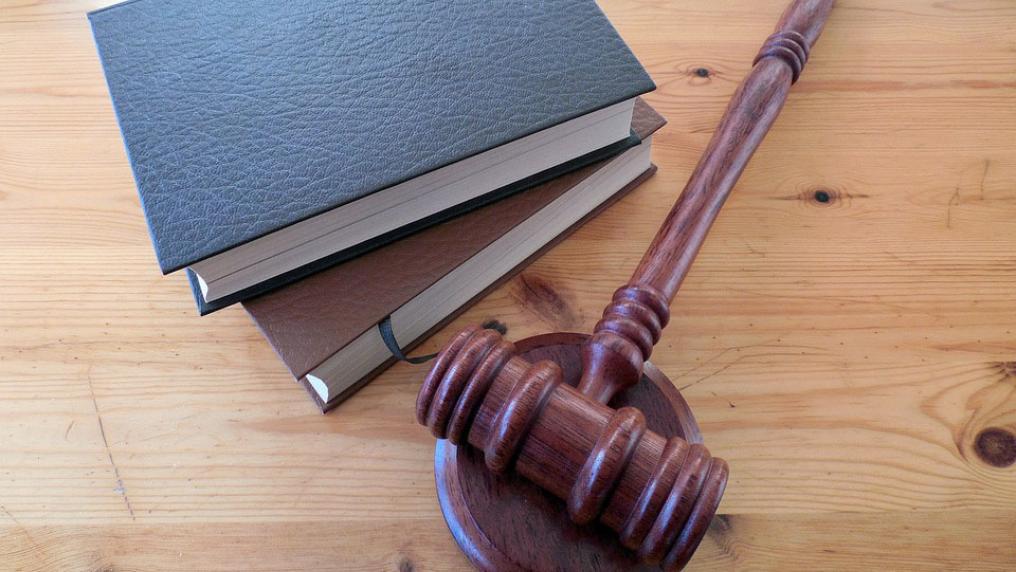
{"left": 579, "top": 0, "right": 835, "bottom": 403}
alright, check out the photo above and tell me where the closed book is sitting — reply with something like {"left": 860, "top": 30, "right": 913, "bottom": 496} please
{"left": 244, "top": 100, "right": 665, "bottom": 412}
{"left": 89, "top": 0, "right": 655, "bottom": 311}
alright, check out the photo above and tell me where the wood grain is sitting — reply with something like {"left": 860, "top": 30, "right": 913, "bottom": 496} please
{"left": 581, "top": 0, "right": 832, "bottom": 406}
{"left": 1, "top": 0, "right": 1015, "bottom": 570}
{"left": 416, "top": 4, "right": 837, "bottom": 566}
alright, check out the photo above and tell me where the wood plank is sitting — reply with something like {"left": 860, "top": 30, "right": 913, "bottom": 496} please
{"left": 1, "top": 0, "right": 1014, "bottom": 569}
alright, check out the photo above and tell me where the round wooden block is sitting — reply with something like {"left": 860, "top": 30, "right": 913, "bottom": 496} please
{"left": 434, "top": 332, "right": 702, "bottom": 572}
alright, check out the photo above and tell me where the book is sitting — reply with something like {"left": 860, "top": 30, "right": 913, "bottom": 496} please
{"left": 89, "top": 0, "right": 655, "bottom": 311}
{"left": 244, "top": 100, "right": 665, "bottom": 412}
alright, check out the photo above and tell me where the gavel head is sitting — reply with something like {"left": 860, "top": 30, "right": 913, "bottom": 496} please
{"left": 417, "top": 325, "right": 728, "bottom": 571}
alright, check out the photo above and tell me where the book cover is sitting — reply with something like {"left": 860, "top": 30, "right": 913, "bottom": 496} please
{"left": 185, "top": 132, "right": 640, "bottom": 315}
{"left": 89, "top": 0, "right": 655, "bottom": 274}
{"left": 243, "top": 100, "right": 666, "bottom": 411}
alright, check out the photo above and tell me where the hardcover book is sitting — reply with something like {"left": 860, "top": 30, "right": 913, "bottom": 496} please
{"left": 244, "top": 100, "right": 666, "bottom": 412}
{"left": 89, "top": 0, "right": 655, "bottom": 311}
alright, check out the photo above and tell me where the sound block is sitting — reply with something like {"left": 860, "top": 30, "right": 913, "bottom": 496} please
{"left": 434, "top": 332, "right": 702, "bottom": 572}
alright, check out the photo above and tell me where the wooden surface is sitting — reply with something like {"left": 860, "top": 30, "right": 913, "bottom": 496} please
{"left": 1, "top": 0, "right": 1015, "bottom": 570}
{"left": 580, "top": 0, "right": 832, "bottom": 405}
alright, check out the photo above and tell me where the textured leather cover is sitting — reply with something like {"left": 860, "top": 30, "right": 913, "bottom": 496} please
{"left": 243, "top": 100, "right": 665, "bottom": 411}
{"left": 88, "top": 0, "right": 655, "bottom": 273}
{"left": 187, "top": 131, "right": 640, "bottom": 315}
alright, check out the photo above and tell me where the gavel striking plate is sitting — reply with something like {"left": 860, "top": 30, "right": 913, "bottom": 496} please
{"left": 417, "top": 1, "right": 835, "bottom": 569}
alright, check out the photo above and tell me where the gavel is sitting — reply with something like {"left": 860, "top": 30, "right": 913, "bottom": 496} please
{"left": 417, "top": 1, "right": 835, "bottom": 569}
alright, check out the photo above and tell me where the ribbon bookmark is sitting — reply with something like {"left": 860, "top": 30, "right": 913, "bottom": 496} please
{"left": 378, "top": 317, "right": 507, "bottom": 365}
{"left": 378, "top": 316, "right": 438, "bottom": 365}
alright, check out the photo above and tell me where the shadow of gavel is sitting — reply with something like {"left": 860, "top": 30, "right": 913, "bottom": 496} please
{"left": 418, "top": 1, "right": 835, "bottom": 569}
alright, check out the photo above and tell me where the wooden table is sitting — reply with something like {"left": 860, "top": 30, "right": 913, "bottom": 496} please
{"left": 2, "top": 1, "right": 1015, "bottom": 569}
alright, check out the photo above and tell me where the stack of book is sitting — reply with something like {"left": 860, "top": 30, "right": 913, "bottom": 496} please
{"left": 90, "top": 0, "right": 664, "bottom": 412}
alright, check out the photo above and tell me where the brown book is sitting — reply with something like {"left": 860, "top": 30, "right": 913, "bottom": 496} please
{"left": 244, "top": 100, "right": 666, "bottom": 412}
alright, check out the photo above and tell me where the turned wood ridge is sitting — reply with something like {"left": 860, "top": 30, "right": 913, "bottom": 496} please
{"left": 417, "top": 1, "right": 834, "bottom": 569}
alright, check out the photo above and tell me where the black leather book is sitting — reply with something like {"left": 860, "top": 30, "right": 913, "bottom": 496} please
{"left": 186, "top": 132, "right": 640, "bottom": 315}
{"left": 89, "top": 0, "right": 655, "bottom": 311}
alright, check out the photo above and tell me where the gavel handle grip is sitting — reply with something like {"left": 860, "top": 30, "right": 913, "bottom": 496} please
{"left": 579, "top": 0, "right": 835, "bottom": 403}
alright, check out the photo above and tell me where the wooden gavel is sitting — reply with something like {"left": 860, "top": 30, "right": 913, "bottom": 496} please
{"left": 417, "top": 1, "right": 834, "bottom": 569}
